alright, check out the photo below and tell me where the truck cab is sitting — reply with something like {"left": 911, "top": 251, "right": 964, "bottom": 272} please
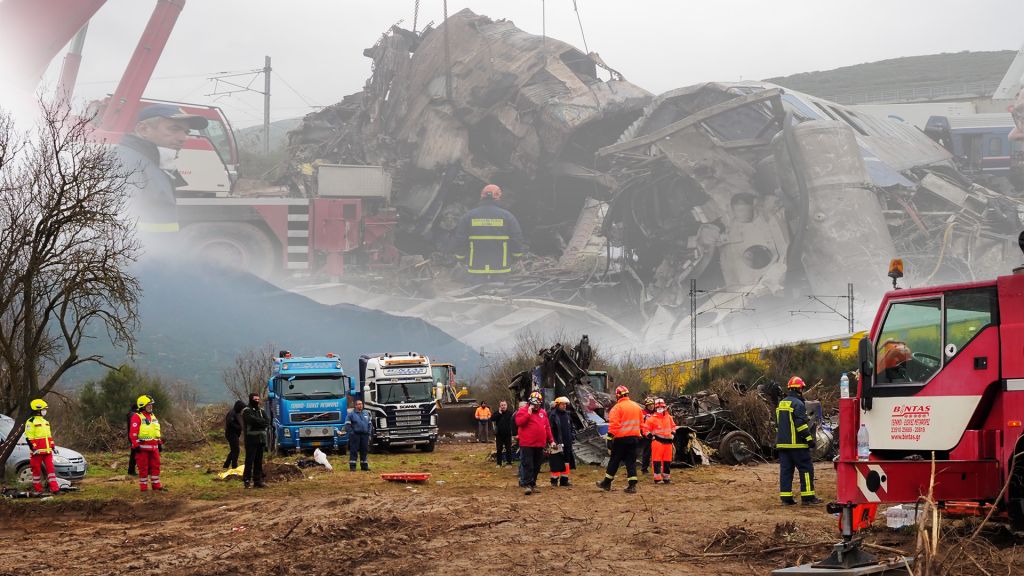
{"left": 835, "top": 257, "right": 1024, "bottom": 536}
{"left": 266, "top": 352, "right": 354, "bottom": 454}
{"left": 358, "top": 353, "right": 441, "bottom": 452}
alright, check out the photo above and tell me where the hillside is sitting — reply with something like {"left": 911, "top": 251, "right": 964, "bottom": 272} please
{"left": 65, "top": 261, "right": 480, "bottom": 402}
{"left": 236, "top": 117, "right": 302, "bottom": 154}
{"left": 765, "top": 50, "right": 1016, "bottom": 102}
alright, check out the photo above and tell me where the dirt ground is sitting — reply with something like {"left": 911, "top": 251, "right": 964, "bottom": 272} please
{"left": 0, "top": 443, "right": 999, "bottom": 576}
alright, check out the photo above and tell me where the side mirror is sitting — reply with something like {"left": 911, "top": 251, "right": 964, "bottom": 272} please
{"left": 346, "top": 375, "right": 358, "bottom": 396}
{"left": 858, "top": 338, "right": 874, "bottom": 411}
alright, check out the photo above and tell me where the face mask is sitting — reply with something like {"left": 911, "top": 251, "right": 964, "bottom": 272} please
{"left": 656, "top": 408, "right": 665, "bottom": 414}
{"left": 158, "top": 146, "right": 178, "bottom": 170}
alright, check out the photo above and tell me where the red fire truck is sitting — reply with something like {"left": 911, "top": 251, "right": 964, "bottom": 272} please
{"left": 818, "top": 235, "right": 1024, "bottom": 569}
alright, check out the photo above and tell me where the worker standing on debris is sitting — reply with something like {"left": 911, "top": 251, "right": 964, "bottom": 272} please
{"left": 776, "top": 377, "right": 821, "bottom": 505}
{"left": 452, "top": 184, "right": 526, "bottom": 276}
{"left": 491, "top": 400, "right": 515, "bottom": 467}
{"left": 345, "top": 399, "right": 373, "bottom": 472}
{"left": 242, "top": 393, "right": 270, "bottom": 488}
{"left": 114, "top": 104, "right": 208, "bottom": 240}
{"left": 548, "top": 397, "right": 575, "bottom": 487}
{"left": 515, "top": 391, "right": 555, "bottom": 495}
{"left": 24, "top": 399, "right": 61, "bottom": 495}
{"left": 129, "top": 395, "right": 164, "bottom": 492}
{"left": 597, "top": 385, "right": 644, "bottom": 493}
{"left": 475, "top": 401, "right": 492, "bottom": 443}
{"left": 644, "top": 399, "right": 677, "bottom": 484}
{"left": 223, "top": 400, "right": 245, "bottom": 469}
{"left": 639, "top": 397, "right": 655, "bottom": 474}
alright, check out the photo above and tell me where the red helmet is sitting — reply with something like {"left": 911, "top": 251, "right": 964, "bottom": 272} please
{"left": 528, "top": 391, "right": 543, "bottom": 405}
{"left": 481, "top": 184, "right": 502, "bottom": 200}
{"left": 654, "top": 398, "right": 666, "bottom": 408}
{"left": 787, "top": 376, "right": 806, "bottom": 389}
{"left": 615, "top": 385, "right": 630, "bottom": 398}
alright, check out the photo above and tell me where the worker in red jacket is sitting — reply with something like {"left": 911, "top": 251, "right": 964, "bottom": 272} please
{"left": 644, "top": 398, "right": 677, "bottom": 484}
{"left": 514, "top": 391, "right": 554, "bottom": 496}
{"left": 597, "top": 385, "right": 644, "bottom": 493}
{"left": 24, "top": 399, "right": 60, "bottom": 494}
{"left": 129, "top": 395, "right": 164, "bottom": 492}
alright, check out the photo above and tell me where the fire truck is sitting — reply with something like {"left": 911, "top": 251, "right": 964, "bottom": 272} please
{"left": 815, "top": 236, "right": 1024, "bottom": 569}
{"left": 3, "top": 0, "right": 400, "bottom": 279}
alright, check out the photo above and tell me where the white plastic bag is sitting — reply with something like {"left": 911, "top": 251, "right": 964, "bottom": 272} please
{"left": 313, "top": 448, "right": 333, "bottom": 471}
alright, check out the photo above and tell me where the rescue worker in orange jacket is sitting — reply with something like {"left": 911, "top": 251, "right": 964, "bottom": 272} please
{"left": 596, "top": 385, "right": 644, "bottom": 493}
{"left": 453, "top": 184, "right": 526, "bottom": 276}
{"left": 24, "top": 399, "right": 61, "bottom": 494}
{"left": 474, "top": 401, "right": 493, "bottom": 443}
{"left": 644, "top": 398, "right": 677, "bottom": 484}
{"left": 129, "top": 395, "right": 164, "bottom": 492}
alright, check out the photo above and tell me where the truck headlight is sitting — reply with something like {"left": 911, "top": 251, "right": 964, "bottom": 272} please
{"left": 430, "top": 415, "right": 437, "bottom": 426}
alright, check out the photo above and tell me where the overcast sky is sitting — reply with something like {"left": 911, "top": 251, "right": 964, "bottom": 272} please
{"left": 16, "top": 0, "right": 1024, "bottom": 128}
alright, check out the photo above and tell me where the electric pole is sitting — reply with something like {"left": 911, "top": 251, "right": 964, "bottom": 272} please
{"left": 263, "top": 56, "right": 271, "bottom": 156}
{"left": 790, "top": 282, "right": 856, "bottom": 334}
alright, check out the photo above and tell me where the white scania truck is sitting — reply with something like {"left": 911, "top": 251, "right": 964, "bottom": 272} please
{"left": 357, "top": 353, "right": 441, "bottom": 452}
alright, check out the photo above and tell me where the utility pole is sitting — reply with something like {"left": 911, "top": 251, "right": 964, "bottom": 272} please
{"left": 263, "top": 56, "right": 272, "bottom": 156}
{"left": 689, "top": 280, "right": 757, "bottom": 382}
{"left": 790, "top": 283, "right": 856, "bottom": 334}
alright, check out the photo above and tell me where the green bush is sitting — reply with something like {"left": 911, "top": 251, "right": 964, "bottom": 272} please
{"left": 78, "top": 365, "right": 173, "bottom": 427}
{"left": 681, "top": 357, "right": 767, "bottom": 394}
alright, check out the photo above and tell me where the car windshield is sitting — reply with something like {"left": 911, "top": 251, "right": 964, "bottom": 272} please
{"left": 0, "top": 418, "right": 11, "bottom": 439}
{"left": 378, "top": 382, "right": 433, "bottom": 404}
{"left": 276, "top": 375, "right": 345, "bottom": 400}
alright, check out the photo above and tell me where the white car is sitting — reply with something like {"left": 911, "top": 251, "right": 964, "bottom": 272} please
{"left": 1, "top": 414, "right": 88, "bottom": 485}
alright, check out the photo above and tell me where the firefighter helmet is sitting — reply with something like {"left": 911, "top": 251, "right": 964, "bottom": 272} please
{"left": 481, "top": 184, "right": 502, "bottom": 200}
{"left": 553, "top": 396, "right": 570, "bottom": 405}
{"left": 528, "top": 391, "right": 543, "bottom": 405}
{"left": 787, "top": 376, "right": 806, "bottom": 389}
{"left": 615, "top": 385, "right": 630, "bottom": 398}
{"left": 136, "top": 394, "right": 155, "bottom": 409}
{"left": 654, "top": 398, "right": 666, "bottom": 408}
{"left": 30, "top": 399, "right": 48, "bottom": 411}
{"left": 643, "top": 396, "right": 655, "bottom": 407}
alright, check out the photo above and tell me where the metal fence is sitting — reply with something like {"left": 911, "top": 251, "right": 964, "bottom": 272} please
{"left": 821, "top": 81, "right": 1001, "bottom": 105}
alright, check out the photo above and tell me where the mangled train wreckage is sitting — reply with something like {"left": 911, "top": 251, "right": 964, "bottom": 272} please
{"left": 284, "top": 9, "right": 1024, "bottom": 353}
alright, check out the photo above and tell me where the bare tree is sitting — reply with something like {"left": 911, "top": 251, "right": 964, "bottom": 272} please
{"left": 223, "top": 344, "right": 276, "bottom": 400}
{"left": 0, "top": 102, "right": 140, "bottom": 468}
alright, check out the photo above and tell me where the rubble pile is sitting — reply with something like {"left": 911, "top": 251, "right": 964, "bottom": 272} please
{"left": 286, "top": 10, "right": 1024, "bottom": 348}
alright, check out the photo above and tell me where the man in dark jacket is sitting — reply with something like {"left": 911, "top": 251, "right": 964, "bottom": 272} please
{"left": 241, "top": 393, "right": 270, "bottom": 488}
{"left": 223, "top": 400, "right": 245, "bottom": 469}
{"left": 126, "top": 402, "right": 138, "bottom": 476}
{"left": 548, "top": 397, "right": 575, "bottom": 487}
{"left": 114, "top": 104, "right": 207, "bottom": 240}
{"left": 345, "top": 400, "right": 373, "bottom": 471}
{"left": 452, "top": 184, "right": 526, "bottom": 276}
{"left": 491, "top": 400, "right": 515, "bottom": 467}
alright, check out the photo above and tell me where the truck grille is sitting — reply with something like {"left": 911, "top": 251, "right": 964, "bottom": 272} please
{"left": 395, "top": 410, "right": 422, "bottom": 426}
{"left": 291, "top": 411, "right": 341, "bottom": 423}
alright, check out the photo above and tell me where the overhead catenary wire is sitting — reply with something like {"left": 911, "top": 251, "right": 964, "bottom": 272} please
{"left": 572, "top": 0, "right": 589, "bottom": 53}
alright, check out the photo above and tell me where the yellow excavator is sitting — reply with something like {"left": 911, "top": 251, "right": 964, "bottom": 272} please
{"left": 432, "top": 363, "right": 480, "bottom": 436}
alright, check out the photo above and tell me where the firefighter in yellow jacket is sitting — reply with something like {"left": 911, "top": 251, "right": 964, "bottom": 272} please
{"left": 24, "top": 399, "right": 61, "bottom": 494}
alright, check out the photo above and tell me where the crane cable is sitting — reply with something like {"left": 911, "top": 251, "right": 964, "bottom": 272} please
{"left": 572, "top": 0, "right": 589, "bottom": 53}
{"left": 412, "top": 0, "right": 420, "bottom": 33}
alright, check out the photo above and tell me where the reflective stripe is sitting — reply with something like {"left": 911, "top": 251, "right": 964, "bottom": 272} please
{"left": 780, "top": 491, "right": 794, "bottom": 497}
{"left": 138, "top": 414, "right": 161, "bottom": 440}
{"left": 138, "top": 222, "right": 180, "bottom": 233}
{"left": 471, "top": 218, "right": 504, "bottom": 226}
{"left": 468, "top": 235, "right": 510, "bottom": 240}
{"left": 467, "top": 267, "right": 511, "bottom": 274}
{"left": 618, "top": 418, "right": 641, "bottom": 433}
{"left": 776, "top": 443, "right": 809, "bottom": 449}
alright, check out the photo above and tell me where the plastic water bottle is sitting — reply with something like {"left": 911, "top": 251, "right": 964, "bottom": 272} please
{"left": 857, "top": 424, "right": 870, "bottom": 461}
{"left": 839, "top": 373, "right": 850, "bottom": 399}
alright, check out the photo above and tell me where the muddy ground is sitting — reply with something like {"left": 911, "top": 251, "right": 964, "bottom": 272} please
{"left": 0, "top": 443, "right": 1011, "bottom": 575}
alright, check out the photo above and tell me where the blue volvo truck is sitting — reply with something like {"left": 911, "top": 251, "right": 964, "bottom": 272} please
{"left": 267, "top": 351, "right": 356, "bottom": 454}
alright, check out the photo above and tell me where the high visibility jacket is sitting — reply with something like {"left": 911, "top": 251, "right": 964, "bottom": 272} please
{"left": 130, "top": 412, "right": 162, "bottom": 450}
{"left": 24, "top": 416, "right": 55, "bottom": 454}
{"left": 115, "top": 134, "right": 181, "bottom": 234}
{"left": 453, "top": 199, "right": 525, "bottom": 274}
{"left": 607, "top": 397, "right": 644, "bottom": 438}
{"left": 644, "top": 412, "right": 677, "bottom": 441}
{"left": 475, "top": 406, "right": 492, "bottom": 420}
{"left": 776, "top": 392, "right": 813, "bottom": 449}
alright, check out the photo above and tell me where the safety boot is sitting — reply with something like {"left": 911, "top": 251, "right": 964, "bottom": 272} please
{"left": 551, "top": 477, "right": 559, "bottom": 487}
{"left": 624, "top": 480, "right": 638, "bottom": 494}
{"left": 801, "top": 497, "right": 824, "bottom": 505}
{"left": 596, "top": 477, "right": 612, "bottom": 491}
{"left": 559, "top": 476, "right": 571, "bottom": 487}
{"left": 781, "top": 498, "right": 797, "bottom": 506}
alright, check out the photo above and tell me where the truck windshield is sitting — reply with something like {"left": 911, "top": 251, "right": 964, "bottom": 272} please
{"left": 276, "top": 375, "right": 345, "bottom": 400}
{"left": 431, "top": 366, "right": 451, "bottom": 385}
{"left": 378, "top": 382, "right": 433, "bottom": 404}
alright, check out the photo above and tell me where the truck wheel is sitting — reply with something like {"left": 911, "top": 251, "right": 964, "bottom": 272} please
{"left": 418, "top": 441, "right": 436, "bottom": 453}
{"left": 181, "top": 222, "right": 277, "bottom": 279}
{"left": 718, "top": 430, "right": 758, "bottom": 465}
